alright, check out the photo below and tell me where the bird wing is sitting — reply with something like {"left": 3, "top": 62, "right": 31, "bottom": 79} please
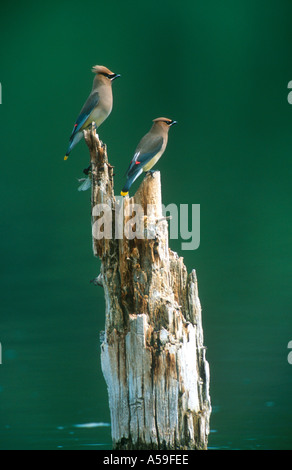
{"left": 126, "top": 135, "right": 164, "bottom": 177}
{"left": 69, "top": 91, "right": 100, "bottom": 141}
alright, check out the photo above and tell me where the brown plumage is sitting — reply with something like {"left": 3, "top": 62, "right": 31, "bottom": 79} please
{"left": 64, "top": 65, "right": 120, "bottom": 160}
{"left": 121, "top": 117, "right": 177, "bottom": 196}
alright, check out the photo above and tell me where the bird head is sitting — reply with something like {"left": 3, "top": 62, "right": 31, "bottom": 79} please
{"left": 92, "top": 65, "right": 121, "bottom": 81}
{"left": 153, "top": 117, "right": 177, "bottom": 131}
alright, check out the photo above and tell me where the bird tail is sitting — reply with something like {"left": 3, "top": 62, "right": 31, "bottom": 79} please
{"left": 64, "top": 131, "right": 83, "bottom": 161}
{"left": 121, "top": 168, "right": 143, "bottom": 196}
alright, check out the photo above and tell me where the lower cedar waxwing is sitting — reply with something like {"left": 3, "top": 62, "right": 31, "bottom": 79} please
{"left": 121, "top": 118, "right": 177, "bottom": 196}
{"left": 64, "top": 65, "right": 120, "bottom": 160}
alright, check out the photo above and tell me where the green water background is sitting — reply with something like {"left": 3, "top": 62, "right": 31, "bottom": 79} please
{"left": 0, "top": 0, "right": 291, "bottom": 449}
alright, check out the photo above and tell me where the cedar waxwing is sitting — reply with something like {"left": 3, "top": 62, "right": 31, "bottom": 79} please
{"left": 120, "top": 118, "right": 177, "bottom": 196}
{"left": 64, "top": 65, "right": 120, "bottom": 160}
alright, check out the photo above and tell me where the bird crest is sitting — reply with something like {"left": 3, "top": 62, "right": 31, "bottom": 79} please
{"left": 92, "top": 65, "right": 113, "bottom": 75}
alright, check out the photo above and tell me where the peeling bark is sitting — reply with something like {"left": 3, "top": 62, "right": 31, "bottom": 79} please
{"left": 84, "top": 126, "right": 211, "bottom": 450}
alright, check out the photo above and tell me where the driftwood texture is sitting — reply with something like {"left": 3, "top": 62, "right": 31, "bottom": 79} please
{"left": 84, "top": 126, "right": 211, "bottom": 450}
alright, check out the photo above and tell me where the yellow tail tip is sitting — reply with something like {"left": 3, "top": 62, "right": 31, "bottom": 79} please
{"left": 64, "top": 155, "right": 69, "bottom": 161}
{"left": 120, "top": 191, "right": 128, "bottom": 197}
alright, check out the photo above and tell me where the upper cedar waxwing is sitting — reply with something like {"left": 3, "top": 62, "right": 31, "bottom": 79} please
{"left": 120, "top": 118, "right": 177, "bottom": 196}
{"left": 64, "top": 65, "right": 120, "bottom": 160}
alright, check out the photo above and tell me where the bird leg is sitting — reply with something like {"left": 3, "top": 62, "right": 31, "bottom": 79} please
{"left": 146, "top": 170, "right": 156, "bottom": 178}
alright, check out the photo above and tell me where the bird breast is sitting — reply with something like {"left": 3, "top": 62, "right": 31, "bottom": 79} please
{"left": 143, "top": 149, "right": 165, "bottom": 172}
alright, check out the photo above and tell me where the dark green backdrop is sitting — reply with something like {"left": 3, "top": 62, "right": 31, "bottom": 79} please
{"left": 0, "top": 0, "right": 291, "bottom": 450}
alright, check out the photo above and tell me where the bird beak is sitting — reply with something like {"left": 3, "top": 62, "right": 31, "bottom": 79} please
{"left": 169, "top": 120, "right": 177, "bottom": 127}
{"left": 110, "top": 73, "right": 121, "bottom": 81}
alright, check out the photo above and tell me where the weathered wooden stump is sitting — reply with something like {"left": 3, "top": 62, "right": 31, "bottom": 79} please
{"left": 84, "top": 126, "right": 211, "bottom": 450}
